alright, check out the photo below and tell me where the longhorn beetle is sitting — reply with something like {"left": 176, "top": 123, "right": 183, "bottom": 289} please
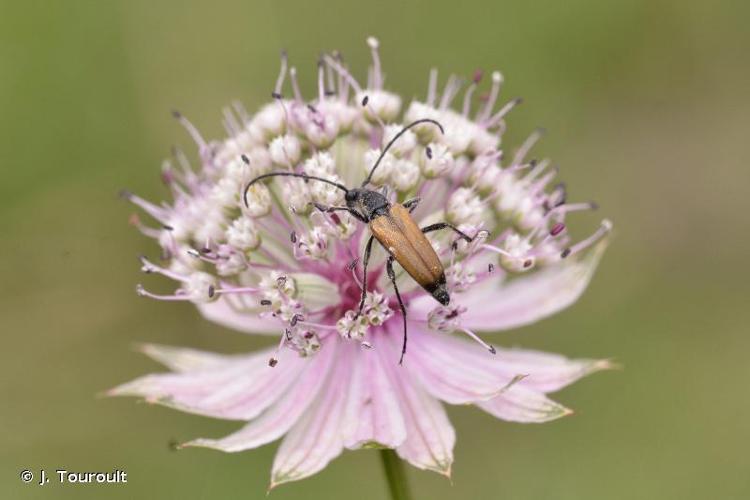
{"left": 242, "top": 118, "right": 486, "bottom": 364}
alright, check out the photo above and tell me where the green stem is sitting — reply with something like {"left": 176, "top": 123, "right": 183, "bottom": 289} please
{"left": 379, "top": 449, "right": 412, "bottom": 500}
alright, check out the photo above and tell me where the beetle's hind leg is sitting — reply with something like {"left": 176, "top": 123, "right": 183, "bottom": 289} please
{"left": 354, "top": 235, "right": 375, "bottom": 319}
{"left": 386, "top": 255, "right": 408, "bottom": 365}
{"left": 420, "top": 222, "right": 479, "bottom": 241}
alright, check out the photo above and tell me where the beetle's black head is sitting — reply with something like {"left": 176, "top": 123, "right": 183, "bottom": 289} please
{"left": 346, "top": 188, "right": 389, "bottom": 221}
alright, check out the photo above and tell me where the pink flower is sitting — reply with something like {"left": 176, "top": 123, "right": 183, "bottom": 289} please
{"left": 110, "top": 37, "right": 613, "bottom": 488}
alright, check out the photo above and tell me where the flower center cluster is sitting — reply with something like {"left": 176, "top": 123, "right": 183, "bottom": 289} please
{"left": 125, "top": 38, "right": 611, "bottom": 363}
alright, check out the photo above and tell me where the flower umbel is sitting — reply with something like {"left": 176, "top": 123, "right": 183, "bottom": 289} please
{"left": 111, "top": 38, "right": 613, "bottom": 487}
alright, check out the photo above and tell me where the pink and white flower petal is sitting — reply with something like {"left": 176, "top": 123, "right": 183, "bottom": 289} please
{"left": 404, "top": 326, "right": 520, "bottom": 404}
{"left": 269, "top": 346, "right": 352, "bottom": 488}
{"left": 196, "top": 297, "right": 280, "bottom": 336}
{"left": 477, "top": 385, "right": 573, "bottom": 423}
{"left": 411, "top": 328, "right": 612, "bottom": 394}
{"left": 379, "top": 334, "right": 455, "bottom": 476}
{"left": 184, "top": 341, "right": 338, "bottom": 452}
{"left": 108, "top": 347, "right": 305, "bottom": 420}
{"left": 341, "top": 341, "right": 407, "bottom": 450}
{"left": 413, "top": 239, "right": 608, "bottom": 332}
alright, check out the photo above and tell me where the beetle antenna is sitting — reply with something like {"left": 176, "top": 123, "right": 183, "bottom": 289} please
{"left": 362, "top": 118, "right": 444, "bottom": 187}
{"left": 243, "top": 168, "right": 349, "bottom": 209}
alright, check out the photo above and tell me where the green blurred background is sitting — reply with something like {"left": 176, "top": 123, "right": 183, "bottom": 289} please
{"left": 2, "top": 0, "right": 749, "bottom": 498}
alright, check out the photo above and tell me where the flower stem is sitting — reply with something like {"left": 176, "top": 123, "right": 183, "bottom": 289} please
{"left": 379, "top": 449, "right": 412, "bottom": 500}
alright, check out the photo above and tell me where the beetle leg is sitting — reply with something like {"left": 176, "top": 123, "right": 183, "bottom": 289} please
{"left": 355, "top": 235, "right": 375, "bottom": 319}
{"left": 386, "top": 256, "right": 408, "bottom": 365}
{"left": 402, "top": 197, "right": 421, "bottom": 213}
{"left": 420, "top": 221, "right": 476, "bottom": 242}
{"left": 312, "top": 202, "right": 367, "bottom": 223}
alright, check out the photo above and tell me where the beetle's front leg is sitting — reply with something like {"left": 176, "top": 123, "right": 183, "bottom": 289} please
{"left": 312, "top": 202, "right": 367, "bottom": 223}
{"left": 420, "top": 222, "right": 477, "bottom": 241}
{"left": 402, "top": 197, "right": 421, "bottom": 213}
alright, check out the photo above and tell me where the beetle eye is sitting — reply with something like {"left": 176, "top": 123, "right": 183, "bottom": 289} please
{"left": 345, "top": 190, "right": 355, "bottom": 202}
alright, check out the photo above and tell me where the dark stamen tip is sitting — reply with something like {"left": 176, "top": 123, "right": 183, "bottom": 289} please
{"left": 561, "top": 248, "right": 572, "bottom": 259}
{"left": 271, "top": 92, "right": 282, "bottom": 99}
{"left": 240, "top": 154, "right": 250, "bottom": 164}
{"left": 162, "top": 224, "right": 174, "bottom": 231}
{"left": 268, "top": 358, "right": 278, "bottom": 368}
{"left": 472, "top": 69, "right": 483, "bottom": 84}
{"left": 488, "top": 263, "right": 495, "bottom": 273}
{"left": 207, "top": 285, "right": 215, "bottom": 298}
{"left": 550, "top": 223, "right": 566, "bottom": 236}
{"left": 589, "top": 201, "right": 600, "bottom": 210}
{"left": 425, "top": 146, "right": 433, "bottom": 159}
{"left": 489, "top": 345, "right": 497, "bottom": 355}
{"left": 171, "top": 109, "right": 182, "bottom": 119}
{"left": 118, "top": 189, "right": 133, "bottom": 200}
{"left": 361, "top": 95, "right": 369, "bottom": 107}
{"left": 290, "top": 231, "right": 297, "bottom": 243}
{"left": 260, "top": 299, "right": 272, "bottom": 306}
{"left": 513, "top": 97, "right": 524, "bottom": 105}
{"left": 523, "top": 259, "right": 533, "bottom": 268}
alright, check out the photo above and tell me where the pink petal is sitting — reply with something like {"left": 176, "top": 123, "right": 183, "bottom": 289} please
{"left": 108, "top": 345, "right": 306, "bottom": 420}
{"left": 477, "top": 385, "right": 573, "bottom": 423}
{"left": 411, "top": 239, "right": 608, "bottom": 332}
{"left": 341, "top": 338, "right": 407, "bottom": 450}
{"left": 404, "top": 325, "right": 522, "bottom": 404}
{"left": 379, "top": 331, "right": 455, "bottom": 476}
{"left": 138, "top": 343, "right": 240, "bottom": 372}
{"left": 410, "top": 327, "right": 611, "bottom": 394}
{"left": 197, "top": 296, "right": 280, "bottom": 335}
{"left": 184, "top": 341, "right": 338, "bottom": 452}
{"left": 270, "top": 343, "right": 351, "bottom": 487}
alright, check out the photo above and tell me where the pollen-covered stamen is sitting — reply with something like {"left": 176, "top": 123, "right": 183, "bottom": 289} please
{"left": 139, "top": 255, "right": 187, "bottom": 282}
{"left": 462, "top": 70, "right": 482, "bottom": 117}
{"left": 120, "top": 191, "right": 169, "bottom": 224}
{"left": 366, "top": 36, "right": 383, "bottom": 89}
{"left": 273, "top": 50, "right": 288, "bottom": 99}
{"left": 438, "top": 74, "right": 462, "bottom": 110}
{"left": 561, "top": 219, "right": 613, "bottom": 259}
{"left": 293, "top": 226, "right": 329, "bottom": 261}
{"left": 363, "top": 291, "right": 393, "bottom": 326}
{"left": 136, "top": 271, "right": 218, "bottom": 304}
{"left": 427, "top": 304, "right": 465, "bottom": 333}
{"left": 512, "top": 128, "right": 545, "bottom": 167}
{"left": 337, "top": 310, "right": 369, "bottom": 341}
{"left": 171, "top": 110, "right": 209, "bottom": 155}
{"left": 484, "top": 97, "right": 523, "bottom": 129}
{"left": 445, "top": 261, "right": 477, "bottom": 293}
{"left": 483, "top": 233, "right": 539, "bottom": 273}
{"left": 477, "top": 71, "right": 503, "bottom": 122}
{"left": 128, "top": 213, "right": 161, "bottom": 239}
{"left": 289, "top": 67, "right": 304, "bottom": 103}
{"left": 426, "top": 68, "right": 438, "bottom": 106}
{"left": 460, "top": 327, "right": 496, "bottom": 354}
